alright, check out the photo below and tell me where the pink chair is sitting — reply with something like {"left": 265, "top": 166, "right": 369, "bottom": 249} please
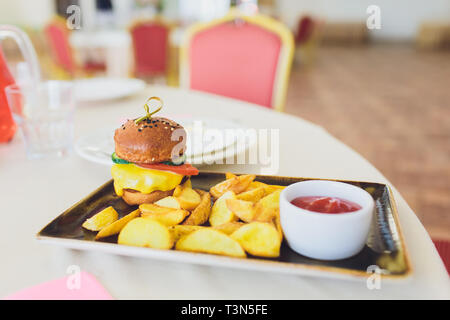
{"left": 44, "top": 18, "right": 76, "bottom": 75}
{"left": 180, "top": 11, "right": 294, "bottom": 111}
{"left": 130, "top": 19, "right": 172, "bottom": 78}
{"left": 433, "top": 239, "right": 450, "bottom": 274}
{"left": 294, "top": 15, "right": 321, "bottom": 66}
{"left": 44, "top": 18, "right": 106, "bottom": 77}
{"left": 295, "top": 16, "right": 315, "bottom": 45}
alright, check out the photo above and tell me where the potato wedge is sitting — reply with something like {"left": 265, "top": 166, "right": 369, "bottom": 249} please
{"left": 209, "top": 191, "right": 238, "bottom": 226}
{"left": 236, "top": 187, "right": 265, "bottom": 202}
{"left": 248, "top": 181, "right": 285, "bottom": 196}
{"left": 95, "top": 209, "right": 140, "bottom": 240}
{"left": 225, "top": 199, "right": 255, "bottom": 223}
{"left": 182, "top": 192, "right": 211, "bottom": 225}
{"left": 273, "top": 213, "right": 283, "bottom": 242}
{"left": 142, "top": 209, "right": 190, "bottom": 226}
{"left": 253, "top": 190, "right": 281, "bottom": 222}
{"left": 139, "top": 203, "right": 174, "bottom": 215}
{"left": 265, "top": 184, "right": 285, "bottom": 194}
{"left": 154, "top": 196, "right": 181, "bottom": 209}
{"left": 176, "top": 228, "right": 246, "bottom": 258}
{"left": 247, "top": 181, "right": 264, "bottom": 190}
{"left": 210, "top": 174, "right": 255, "bottom": 199}
{"left": 177, "top": 187, "right": 201, "bottom": 210}
{"left": 247, "top": 181, "right": 267, "bottom": 192}
{"left": 169, "top": 225, "right": 205, "bottom": 241}
{"left": 118, "top": 217, "right": 173, "bottom": 249}
{"left": 213, "top": 222, "right": 245, "bottom": 235}
{"left": 194, "top": 188, "right": 207, "bottom": 196}
{"left": 253, "top": 205, "right": 278, "bottom": 223}
{"left": 82, "top": 206, "right": 118, "bottom": 231}
{"left": 231, "top": 222, "right": 281, "bottom": 258}
{"left": 173, "top": 185, "right": 183, "bottom": 197}
{"left": 173, "top": 179, "right": 192, "bottom": 198}
{"left": 258, "top": 189, "right": 281, "bottom": 209}
{"left": 181, "top": 179, "right": 192, "bottom": 189}
{"left": 225, "top": 172, "right": 237, "bottom": 180}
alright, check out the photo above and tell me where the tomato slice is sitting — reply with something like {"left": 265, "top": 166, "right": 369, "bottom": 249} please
{"left": 136, "top": 162, "right": 199, "bottom": 176}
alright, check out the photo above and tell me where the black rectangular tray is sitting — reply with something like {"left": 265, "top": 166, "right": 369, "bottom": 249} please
{"left": 37, "top": 172, "right": 412, "bottom": 280}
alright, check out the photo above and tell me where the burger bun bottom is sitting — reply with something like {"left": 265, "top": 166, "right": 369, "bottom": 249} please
{"left": 122, "top": 189, "right": 174, "bottom": 205}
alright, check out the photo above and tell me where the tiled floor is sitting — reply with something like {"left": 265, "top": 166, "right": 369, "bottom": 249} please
{"left": 285, "top": 44, "right": 450, "bottom": 240}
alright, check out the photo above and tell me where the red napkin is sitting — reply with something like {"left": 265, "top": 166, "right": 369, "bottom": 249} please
{"left": 3, "top": 271, "right": 113, "bottom": 300}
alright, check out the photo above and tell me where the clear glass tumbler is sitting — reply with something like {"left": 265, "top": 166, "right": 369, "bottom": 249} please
{"left": 5, "top": 81, "right": 75, "bottom": 159}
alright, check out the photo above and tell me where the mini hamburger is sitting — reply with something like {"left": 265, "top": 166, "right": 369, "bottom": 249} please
{"left": 111, "top": 98, "right": 198, "bottom": 205}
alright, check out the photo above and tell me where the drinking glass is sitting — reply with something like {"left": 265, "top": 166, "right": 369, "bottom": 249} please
{"left": 5, "top": 81, "right": 75, "bottom": 159}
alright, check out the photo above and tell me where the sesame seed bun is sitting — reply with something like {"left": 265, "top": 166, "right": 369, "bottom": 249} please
{"left": 114, "top": 117, "right": 186, "bottom": 164}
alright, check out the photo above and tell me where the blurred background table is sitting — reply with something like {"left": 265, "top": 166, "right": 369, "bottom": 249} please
{"left": 0, "top": 86, "right": 448, "bottom": 299}
{"left": 69, "top": 30, "right": 132, "bottom": 77}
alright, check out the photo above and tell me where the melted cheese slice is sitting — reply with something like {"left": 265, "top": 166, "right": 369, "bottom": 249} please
{"left": 111, "top": 163, "right": 183, "bottom": 196}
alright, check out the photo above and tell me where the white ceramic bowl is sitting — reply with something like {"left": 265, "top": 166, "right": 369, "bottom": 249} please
{"left": 280, "top": 180, "right": 374, "bottom": 260}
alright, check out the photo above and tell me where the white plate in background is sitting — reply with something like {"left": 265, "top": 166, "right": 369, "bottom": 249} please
{"left": 74, "top": 118, "right": 254, "bottom": 166}
{"left": 74, "top": 78, "right": 146, "bottom": 103}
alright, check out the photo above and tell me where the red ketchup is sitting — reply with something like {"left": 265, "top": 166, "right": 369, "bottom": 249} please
{"left": 291, "top": 196, "right": 362, "bottom": 214}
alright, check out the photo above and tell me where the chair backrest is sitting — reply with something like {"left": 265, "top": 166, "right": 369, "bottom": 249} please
{"left": 130, "top": 20, "right": 171, "bottom": 77}
{"left": 295, "top": 16, "right": 315, "bottom": 45}
{"left": 180, "top": 11, "right": 294, "bottom": 111}
{"left": 433, "top": 239, "right": 450, "bottom": 275}
{"left": 44, "top": 18, "right": 75, "bottom": 74}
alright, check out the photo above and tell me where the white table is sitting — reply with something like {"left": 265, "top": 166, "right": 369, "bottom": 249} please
{"left": 1, "top": 86, "right": 449, "bottom": 299}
